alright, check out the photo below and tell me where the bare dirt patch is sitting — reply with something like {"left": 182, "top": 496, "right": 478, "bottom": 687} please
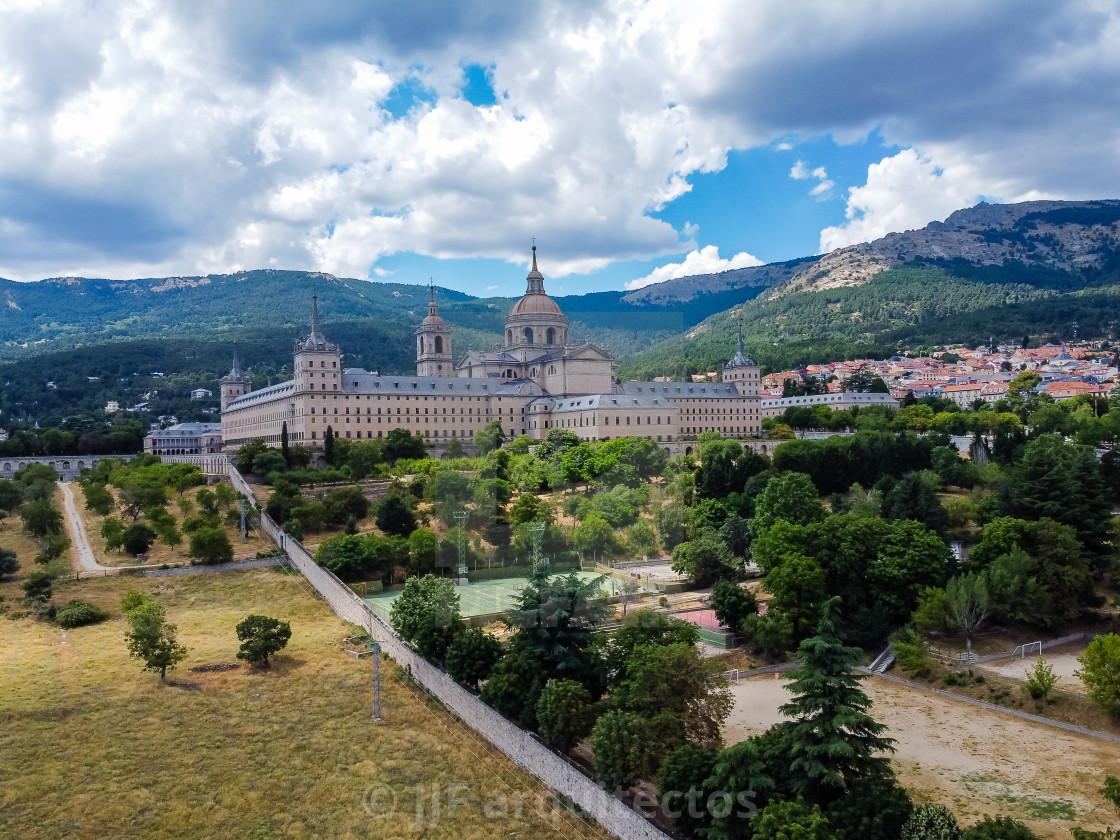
{"left": 724, "top": 675, "right": 1120, "bottom": 838}
{"left": 978, "top": 643, "right": 1088, "bottom": 694}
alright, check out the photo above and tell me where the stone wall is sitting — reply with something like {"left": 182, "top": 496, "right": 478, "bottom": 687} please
{"left": 0, "top": 454, "right": 135, "bottom": 481}
{"left": 233, "top": 462, "right": 671, "bottom": 840}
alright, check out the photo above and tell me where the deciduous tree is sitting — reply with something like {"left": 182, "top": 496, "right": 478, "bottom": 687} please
{"left": 444, "top": 627, "right": 503, "bottom": 690}
{"left": 124, "top": 600, "right": 187, "bottom": 681}
{"left": 536, "top": 679, "right": 595, "bottom": 752}
{"left": 1078, "top": 633, "right": 1120, "bottom": 719}
{"left": 235, "top": 615, "right": 292, "bottom": 668}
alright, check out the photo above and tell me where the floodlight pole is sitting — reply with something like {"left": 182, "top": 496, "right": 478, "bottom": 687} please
{"left": 529, "top": 521, "right": 547, "bottom": 573}
{"left": 454, "top": 510, "right": 469, "bottom": 572}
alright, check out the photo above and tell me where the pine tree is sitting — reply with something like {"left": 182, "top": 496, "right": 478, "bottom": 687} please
{"left": 779, "top": 596, "right": 895, "bottom": 803}
{"left": 281, "top": 421, "right": 290, "bottom": 463}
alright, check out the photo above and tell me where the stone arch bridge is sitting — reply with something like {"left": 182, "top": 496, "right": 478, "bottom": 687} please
{"left": 0, "top": 453, "right": 231, "bottom": 481}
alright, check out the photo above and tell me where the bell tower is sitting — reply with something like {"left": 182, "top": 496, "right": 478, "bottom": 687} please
{"left": 416, "top": 283, "right": 453, "bottom": 377}
{"left": 723, "top": 319, "right": 760, "bottom": 398}
{"left": 220, "top": 349, "right": 251, "bottom": 411}
{"left": 293, "top": 296, "right": 342, "bottom": 394}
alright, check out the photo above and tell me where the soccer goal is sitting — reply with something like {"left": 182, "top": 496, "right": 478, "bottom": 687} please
{"left": 1011, "top": 641, "right": 1042, "bottom": 659}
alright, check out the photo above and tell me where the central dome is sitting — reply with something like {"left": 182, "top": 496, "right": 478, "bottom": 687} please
{"left": 510, "top": 292, "right": 564, "bottom": 316}
{"left": 503, "top": 245, "right": 570, "bottom": 348}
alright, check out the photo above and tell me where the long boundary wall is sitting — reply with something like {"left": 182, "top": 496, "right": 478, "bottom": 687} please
{"left": 230, "top": 463, "right": 672, "bottom": 840}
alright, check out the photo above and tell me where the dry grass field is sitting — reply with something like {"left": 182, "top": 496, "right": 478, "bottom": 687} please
{"left": 0, "top": 557, "right": 608, "bottom": 840}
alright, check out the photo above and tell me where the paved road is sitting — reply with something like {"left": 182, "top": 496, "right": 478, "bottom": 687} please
{"left": 57, "top": 481, "right": 107, "bottom": 573}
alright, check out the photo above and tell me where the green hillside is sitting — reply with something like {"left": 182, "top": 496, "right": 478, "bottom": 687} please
{"left": 0, "top": 268, "right": 779, "bottom": 365}
{"left": 618, "top": 261, "right": 1120, "bottom": 379}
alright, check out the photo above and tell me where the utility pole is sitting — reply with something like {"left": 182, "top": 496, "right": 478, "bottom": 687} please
{"left": 371, "top": 639, "right": 383, "bottom": 721}
{"left": 239, "top": 499, "right": 247, "bottom": 544}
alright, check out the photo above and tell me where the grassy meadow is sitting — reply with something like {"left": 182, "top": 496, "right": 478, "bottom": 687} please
{"left": 0, "top": 556, "right": 606, "bottom": 840}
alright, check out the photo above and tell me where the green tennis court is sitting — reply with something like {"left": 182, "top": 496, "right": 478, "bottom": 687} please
{"left": 364, "top": 571, "right": 647, "bottom": 622}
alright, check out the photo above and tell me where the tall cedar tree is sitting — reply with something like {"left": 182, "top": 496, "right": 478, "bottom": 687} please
{"left": 779, "top": 596, "right": 895, "bottom": 803}
{"left": 280, "top": 421, "right": 290, "bottom": 462}
{"left": 505, "top": 566, "right": 610, "bottom": 685}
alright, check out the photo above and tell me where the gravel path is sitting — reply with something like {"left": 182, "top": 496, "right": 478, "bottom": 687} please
{"left": 142, "top": 556, "right": 287, "bottom": 577}
{"left": 57, "top": 481, "right": 108, "bottom": 573}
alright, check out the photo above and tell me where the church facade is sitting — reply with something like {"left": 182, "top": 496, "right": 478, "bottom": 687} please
{"left": 220, "top": 248, "right": 762, "bottom": 452}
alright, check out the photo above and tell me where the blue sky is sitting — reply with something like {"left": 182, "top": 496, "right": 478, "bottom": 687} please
{"left": 0, "top": 2, "right": 1117, "bottom": 298}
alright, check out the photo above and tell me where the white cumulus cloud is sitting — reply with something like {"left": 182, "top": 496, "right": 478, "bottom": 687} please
{"left": 0, "top": 1, "right": 1118, "bottom": 287}
{"left": 790, "top": 160, "right": 833, "bottom": 199}
{"left": 625, "top": 245, "right": 763, "bottom": 290}
{"left": 817, "top": 147, "right": 1037, "bottom": 252}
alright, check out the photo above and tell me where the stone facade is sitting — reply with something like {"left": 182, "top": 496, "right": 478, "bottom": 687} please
{"left": 143, "top": 422, "right": 223, "bottom": 455}
{"left": 221, "top": 249, "right": 762, "bottom": 451}
{"left": 760, "top": 390, "right": 898, "bottom": 419}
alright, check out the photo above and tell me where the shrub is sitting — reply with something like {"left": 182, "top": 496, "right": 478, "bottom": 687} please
{"left": 56, "top": 600, "right": 109, "bottom": 628}
{"left": 752, "top": 800, "right": 833, "bottom": 840}
{"left": 0, "top": 548, "right": 19, "bottom": 579}
{"left": 900, "top": 803, "right": 962, "bottom": 840}
{"left": 962, "top": 815, "right": 1042, "bottom": 840}
{"left": 892, "top": 625, "right": 932, "bottom": 676}
{"left": 22, "top": 571, "right": 54, "bottom": 610}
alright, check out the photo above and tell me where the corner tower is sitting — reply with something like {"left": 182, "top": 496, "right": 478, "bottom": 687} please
{"left": 503, "top": 245, "right": 569, "bottom": 348}
{"left": 723, "top": 320, "right": 760, "bottom": 398}
{"left": 220, "top": 349, "right": 252, "bottom": 411}
{"left": 293, "top": 296, "right": 342, "bottom": 394}
{"left": 416, "top": 284, "right": 453, "bottom": 377}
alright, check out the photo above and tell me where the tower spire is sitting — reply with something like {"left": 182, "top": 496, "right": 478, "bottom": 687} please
{"left": 311, "top": 295, "right": 323, "bottom": 340}
{"left": 525, "top": 241, "right": 545, "bottom": 294}
{"left": 428, "top": 279, "right": 438, "bottom": 316}
{"left": 230, "top": 347, "right": 243, "bottom": 379}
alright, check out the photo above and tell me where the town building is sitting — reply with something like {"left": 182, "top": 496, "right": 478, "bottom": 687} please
{"left": 220, "top": 248, "right": 762, "bottom": 453}
{"left": 143, "top": 422, "right": 224, "bottom": 455}
{"left": 760, "top": 391, "right": 898, "bottom": 419}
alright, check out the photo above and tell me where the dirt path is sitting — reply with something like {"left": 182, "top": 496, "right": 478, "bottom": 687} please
{"left": 58, "top": 480, "right": 110, "bottom": 573}
{"left": 724, "top": 676, "right": 1120, "bottom": 837}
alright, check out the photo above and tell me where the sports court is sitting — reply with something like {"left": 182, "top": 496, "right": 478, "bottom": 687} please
{"left": 364, "top": 571, "right": 640, "bottom": 623}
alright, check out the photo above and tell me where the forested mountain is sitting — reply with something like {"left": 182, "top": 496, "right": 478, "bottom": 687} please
{"left": 6, "top": 199, "right": 1120, "bottom": 423}
{"left": 619, "top": 200, "right": 1120, "bottom": 379}
{"left": 0, "top": 267, "right": 772, "bottom": 364}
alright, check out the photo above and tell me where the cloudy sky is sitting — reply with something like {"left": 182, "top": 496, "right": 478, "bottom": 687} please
{"left": 1, "top": 0, "right": 1118, "bottom": 296}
